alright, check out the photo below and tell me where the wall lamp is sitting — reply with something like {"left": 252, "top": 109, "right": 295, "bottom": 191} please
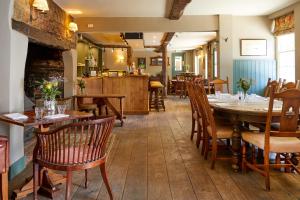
{"left": 32, "top": 0, "right": 49, "bottom": 12}
{"left": 68, "top": 22, "right": 78, "bottom": 32}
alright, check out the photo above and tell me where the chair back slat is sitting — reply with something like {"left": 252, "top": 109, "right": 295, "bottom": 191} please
{"left": 35, "top": 116, "right": 115, "bottom": 165}
{"left": 210, "top": 76, "right": 230, "bottom": 94}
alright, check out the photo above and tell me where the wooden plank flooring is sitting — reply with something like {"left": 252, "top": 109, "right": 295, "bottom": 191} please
{"left": 11, "top": 96, "right": 300, "bottom": 199}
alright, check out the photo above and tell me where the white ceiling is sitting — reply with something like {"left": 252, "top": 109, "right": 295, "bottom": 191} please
{"left": 168, "top": 32, "right": 217, "bottom": 51}
{"left": 143, "top": 33, "right": 164, "bottom": 46}
{"left": 55, "top": 0, "right": 167, "bottom": 17}
{"left": 55, "top": 0, "right": 298, "bottom": 17}
{"left": 184, "top": 0, "right": 299, "bottom": 16}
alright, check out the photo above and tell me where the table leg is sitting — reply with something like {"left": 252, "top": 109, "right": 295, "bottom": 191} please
{"left": 231, "top": 121, "right": 242, "bottom": 172}
{"left": 103, "top": 98, "right": 124, "bottom": 126}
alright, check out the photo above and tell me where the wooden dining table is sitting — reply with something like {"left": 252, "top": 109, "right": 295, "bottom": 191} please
{"left": 208, "top": 94, "right": 282, "bottom": 172}
{"left": 73, "top": 94, "right": 126, "bottom": 126}
{"left": 0, "top": 110, "right": 93, "bottom": 199}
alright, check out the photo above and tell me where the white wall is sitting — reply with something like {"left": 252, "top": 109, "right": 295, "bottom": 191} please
{"left": 133, "top": 50, "right": 172, "bottom": 78}
{"left": 0, "top": 0, "right": 28, "bottom": 165}
{"left": 232, "top": 16, "right": 275, "bottom": 59}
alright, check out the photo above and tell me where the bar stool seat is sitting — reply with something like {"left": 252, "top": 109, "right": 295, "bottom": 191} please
{"left": 149, "top": 81, "right": 165, "bottom": 112}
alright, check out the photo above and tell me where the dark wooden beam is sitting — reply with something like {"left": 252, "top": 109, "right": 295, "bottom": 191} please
{"left": 168, "top": 0, "right": 192, "bottom": 20}
{"left": 144, "top": 45, "right": 160, "bottom": 49}
{"left": 155, "top": 32, "right": 175, "bottom": 52}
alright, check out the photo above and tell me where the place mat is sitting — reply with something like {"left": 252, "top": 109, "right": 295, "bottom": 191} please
{"left": 4, "top": 113, "right": 28, "bottom": 120}
{"left": 44, "top": 114, "right": 70, "bottom": 120}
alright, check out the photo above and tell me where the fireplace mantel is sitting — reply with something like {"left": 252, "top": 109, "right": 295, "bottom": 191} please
{"left": 12, "top": 0, "right": 76, "bottom": 50}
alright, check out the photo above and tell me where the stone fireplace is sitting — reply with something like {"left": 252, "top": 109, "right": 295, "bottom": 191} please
{"left": 24, "top": 42, "right": 65, "bottom": 101}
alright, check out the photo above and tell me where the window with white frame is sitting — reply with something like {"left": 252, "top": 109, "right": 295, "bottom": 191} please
{"left": 194, "top": 55, "right": 200, "bottom": 75}
{"left": 277, "top": 33, "right": 295, "bottom": 82}
{"left": 205, "top": 53, "right": 208, "bottom": 79}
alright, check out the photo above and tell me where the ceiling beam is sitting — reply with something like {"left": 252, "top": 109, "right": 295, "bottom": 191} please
{"left": 168, "top": 0, "right": 192, "bottom": 20}
{"left": 155, "top": 32, "right": 175, "bottom": 52}
{"left": 76, "top": 16, "right": 218, "bottom": 32}
{"left": 102, "top": 44, "right": 130, "bottom": 48}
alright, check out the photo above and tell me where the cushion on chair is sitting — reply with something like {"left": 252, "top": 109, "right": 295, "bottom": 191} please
{"left": 242, "top": 132, "right": 300, "bottom": 153}
{"left": 207, "top": 124, "right": 232, "bottom": 139}
{"left": 150, "top": 81, "right": 164, "bottom": 88}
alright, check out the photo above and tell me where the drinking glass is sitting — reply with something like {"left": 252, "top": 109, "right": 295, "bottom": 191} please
{"left": 35, "top": 107, "right": 44, "bottom": 120}
{"left": 215, "top": 91, "right": 221, "bottom": 99}
{"left": 237, "top": 91, "right": 243, "bottom": 101}
{"left": 57, "top": 104, "right": 67, "bottom": 114}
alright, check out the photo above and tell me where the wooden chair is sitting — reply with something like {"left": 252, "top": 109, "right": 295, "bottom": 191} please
{"left": 242, "top": 83, "right": 300, "bottom": 190}
{"left": 0, "top": 136, "right": 8, "bottom": 200}
{"left": 175, "top": 75, "right": 185, "bottom": 98}
{"left": 186, "top": 81, "right": 204, "bottom": 152}
{"left": 280, "top": 80, "right": 300, "bottom": 91}
{"left": 193, "top": 82, "right": 233, "bottom": 169}
{"left": 209, "top": 77, "right": 230, "bottom": 94}
{"left": 33, "top": 116, "right": 115, "bottom": 200}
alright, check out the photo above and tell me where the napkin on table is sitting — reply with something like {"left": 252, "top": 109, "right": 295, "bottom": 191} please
{"left": 4, "top": 113, "right": 28, "bottom": 120}
{"left": 44, "top": 114, "right": 70, "bottom": 120}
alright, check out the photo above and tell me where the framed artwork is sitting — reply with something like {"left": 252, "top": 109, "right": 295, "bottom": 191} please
{"left": 240, "top": 39, "right": 267, "bottom": 56}
{"left": 137, "top": 57, "right": 146, "bottom": 69}
{"left": 150, "top": 56, "right": 170, "bottom": 66}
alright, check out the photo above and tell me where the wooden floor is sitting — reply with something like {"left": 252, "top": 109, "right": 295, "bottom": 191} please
{"left": 11, "top": 96, "right": 300, "bottom": 200}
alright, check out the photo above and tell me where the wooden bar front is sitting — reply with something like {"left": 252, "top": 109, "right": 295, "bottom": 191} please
{"left": 82, "top": 75, "right": 149, "bottom": 114}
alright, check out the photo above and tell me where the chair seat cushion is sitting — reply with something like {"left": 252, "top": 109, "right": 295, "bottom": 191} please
{"left": 150, "top": 81, "right": 164, "bottom": 88}
{"left": 242, "top": 132, "right": 300, "bottom": 153}
{"left": 207, "top": 123, "right": 232, "bottom": 139}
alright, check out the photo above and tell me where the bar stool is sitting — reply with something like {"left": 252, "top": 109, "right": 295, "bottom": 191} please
{"left": 149, "top": 81, "right": 165, "bottom": 112}
{"left": 0, "top": 136, "right": 8, "bottom": 200}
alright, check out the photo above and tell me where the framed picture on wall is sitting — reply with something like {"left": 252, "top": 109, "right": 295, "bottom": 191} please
{"left": 150, "top": 56, "right": 170, "bottom": 66}
{"left": 240, "top": 39, "right": 267, "bottom": 56}
{"left": 137, "top": 57, "right": 146, "bottom": 69}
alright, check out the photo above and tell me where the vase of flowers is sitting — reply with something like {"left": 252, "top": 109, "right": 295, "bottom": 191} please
{"left": 77, "top": 79, "right": 86, "bottom": 94}
{"left": 38, "top": 80, "right": 61, "bottom": 115}
{"left": 237, "top": 78, "right": 252, "bottom": 99}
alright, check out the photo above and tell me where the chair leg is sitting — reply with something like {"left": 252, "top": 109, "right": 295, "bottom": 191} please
{"left": 190, "top": 118, "right": 195, "bottom": 140}
{"left": 33, "top": 162, "right": 39, "bottom": 200}
{"left": 84, "top": 169, "right": 88, "bottom": 189}
{"left": 211, "top": 138, "right": 217, "bottom": 169}
{"left": 264, "top": 151, "right": 270, "bottom": 191}
{"left": 242, "top": 142, "right": 247, "bottom": 173}
{"left": 65, "top": 170, "right": 72, "bottom": 200}
{"left": 100, "top": 162, "right": 113, "bottom": 200}
{"left": 1, "top": 172, "right": 8, "bottom": 200}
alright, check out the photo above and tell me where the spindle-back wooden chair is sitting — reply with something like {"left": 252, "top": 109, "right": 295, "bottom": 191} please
{"left": 242, "top": 83, "right": 300, "bottom": 190}
{"left": 208, "top": 77, "right": 230, "bottom": 94}
{"left": 186, "top": 81, "right": 204, "bottom": 153}
{"left": 33, "top": 116, "right": 115, "bottom": 200}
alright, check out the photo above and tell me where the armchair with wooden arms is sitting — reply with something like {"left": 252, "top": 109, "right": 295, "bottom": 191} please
{"left": 33, "top": 116, "right": 115, "bottom": 200}
{"left": 242, "top": 83, "right": 300, "bottom": 190}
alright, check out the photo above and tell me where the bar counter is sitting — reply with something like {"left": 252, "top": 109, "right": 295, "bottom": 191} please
{"left": 81, "top": 75, "right": 149, "bottom": 114}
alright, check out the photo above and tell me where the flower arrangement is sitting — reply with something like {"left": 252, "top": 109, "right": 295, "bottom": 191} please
{"left": 77, "top": 79, "right": 86, "bottom": 94}
{"left": 237, "top": 78, "right": 252, "bottom": 96}
{"left": 38, "top": 80, "right": 61, "bottom": 101}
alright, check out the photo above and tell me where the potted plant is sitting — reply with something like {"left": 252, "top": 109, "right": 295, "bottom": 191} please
{"left": 38, "top": 80, "right": 61, "bottom": 115}
{"left": 237, "top": 78, "right": 252, "bottom": 99}
{"left": 77, "top": 79, "right": 86, "bottom": 94}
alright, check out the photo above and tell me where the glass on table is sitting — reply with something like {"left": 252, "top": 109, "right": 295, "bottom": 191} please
{"left": 35, "top": 107, "right": 45, "bottom": 120}
{"left": 215, "top": 90, "right": 221, "bottom": 99}
{"left": 57, "top": 104, "right": 67, "bottom": 114}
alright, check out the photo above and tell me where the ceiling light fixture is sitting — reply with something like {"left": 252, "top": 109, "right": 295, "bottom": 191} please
{"left": 68, "top": 22, "right": 78, "bottom": 32}
{"left": 32, "top": 0, "right": 49, "bottom": 12}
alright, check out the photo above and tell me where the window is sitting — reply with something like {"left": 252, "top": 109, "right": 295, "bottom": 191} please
{"left": 174, "top": 56, "right": 183, "bottom": 71}
{"left": 205, "top": 53, "right": 208, "bottom": 79}
{"left": 213, "top": 49, "right": 218, "bottom": 78}
{"left": 277, "top": 33, "right": 295, "bottom": 82}
{"left": 194, "top": 55, "right": 200, "bottom": 75}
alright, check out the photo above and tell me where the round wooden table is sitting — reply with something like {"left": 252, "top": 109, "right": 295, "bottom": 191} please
{"left": 208, "top": 95, "right": 282, "bottom": 171}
